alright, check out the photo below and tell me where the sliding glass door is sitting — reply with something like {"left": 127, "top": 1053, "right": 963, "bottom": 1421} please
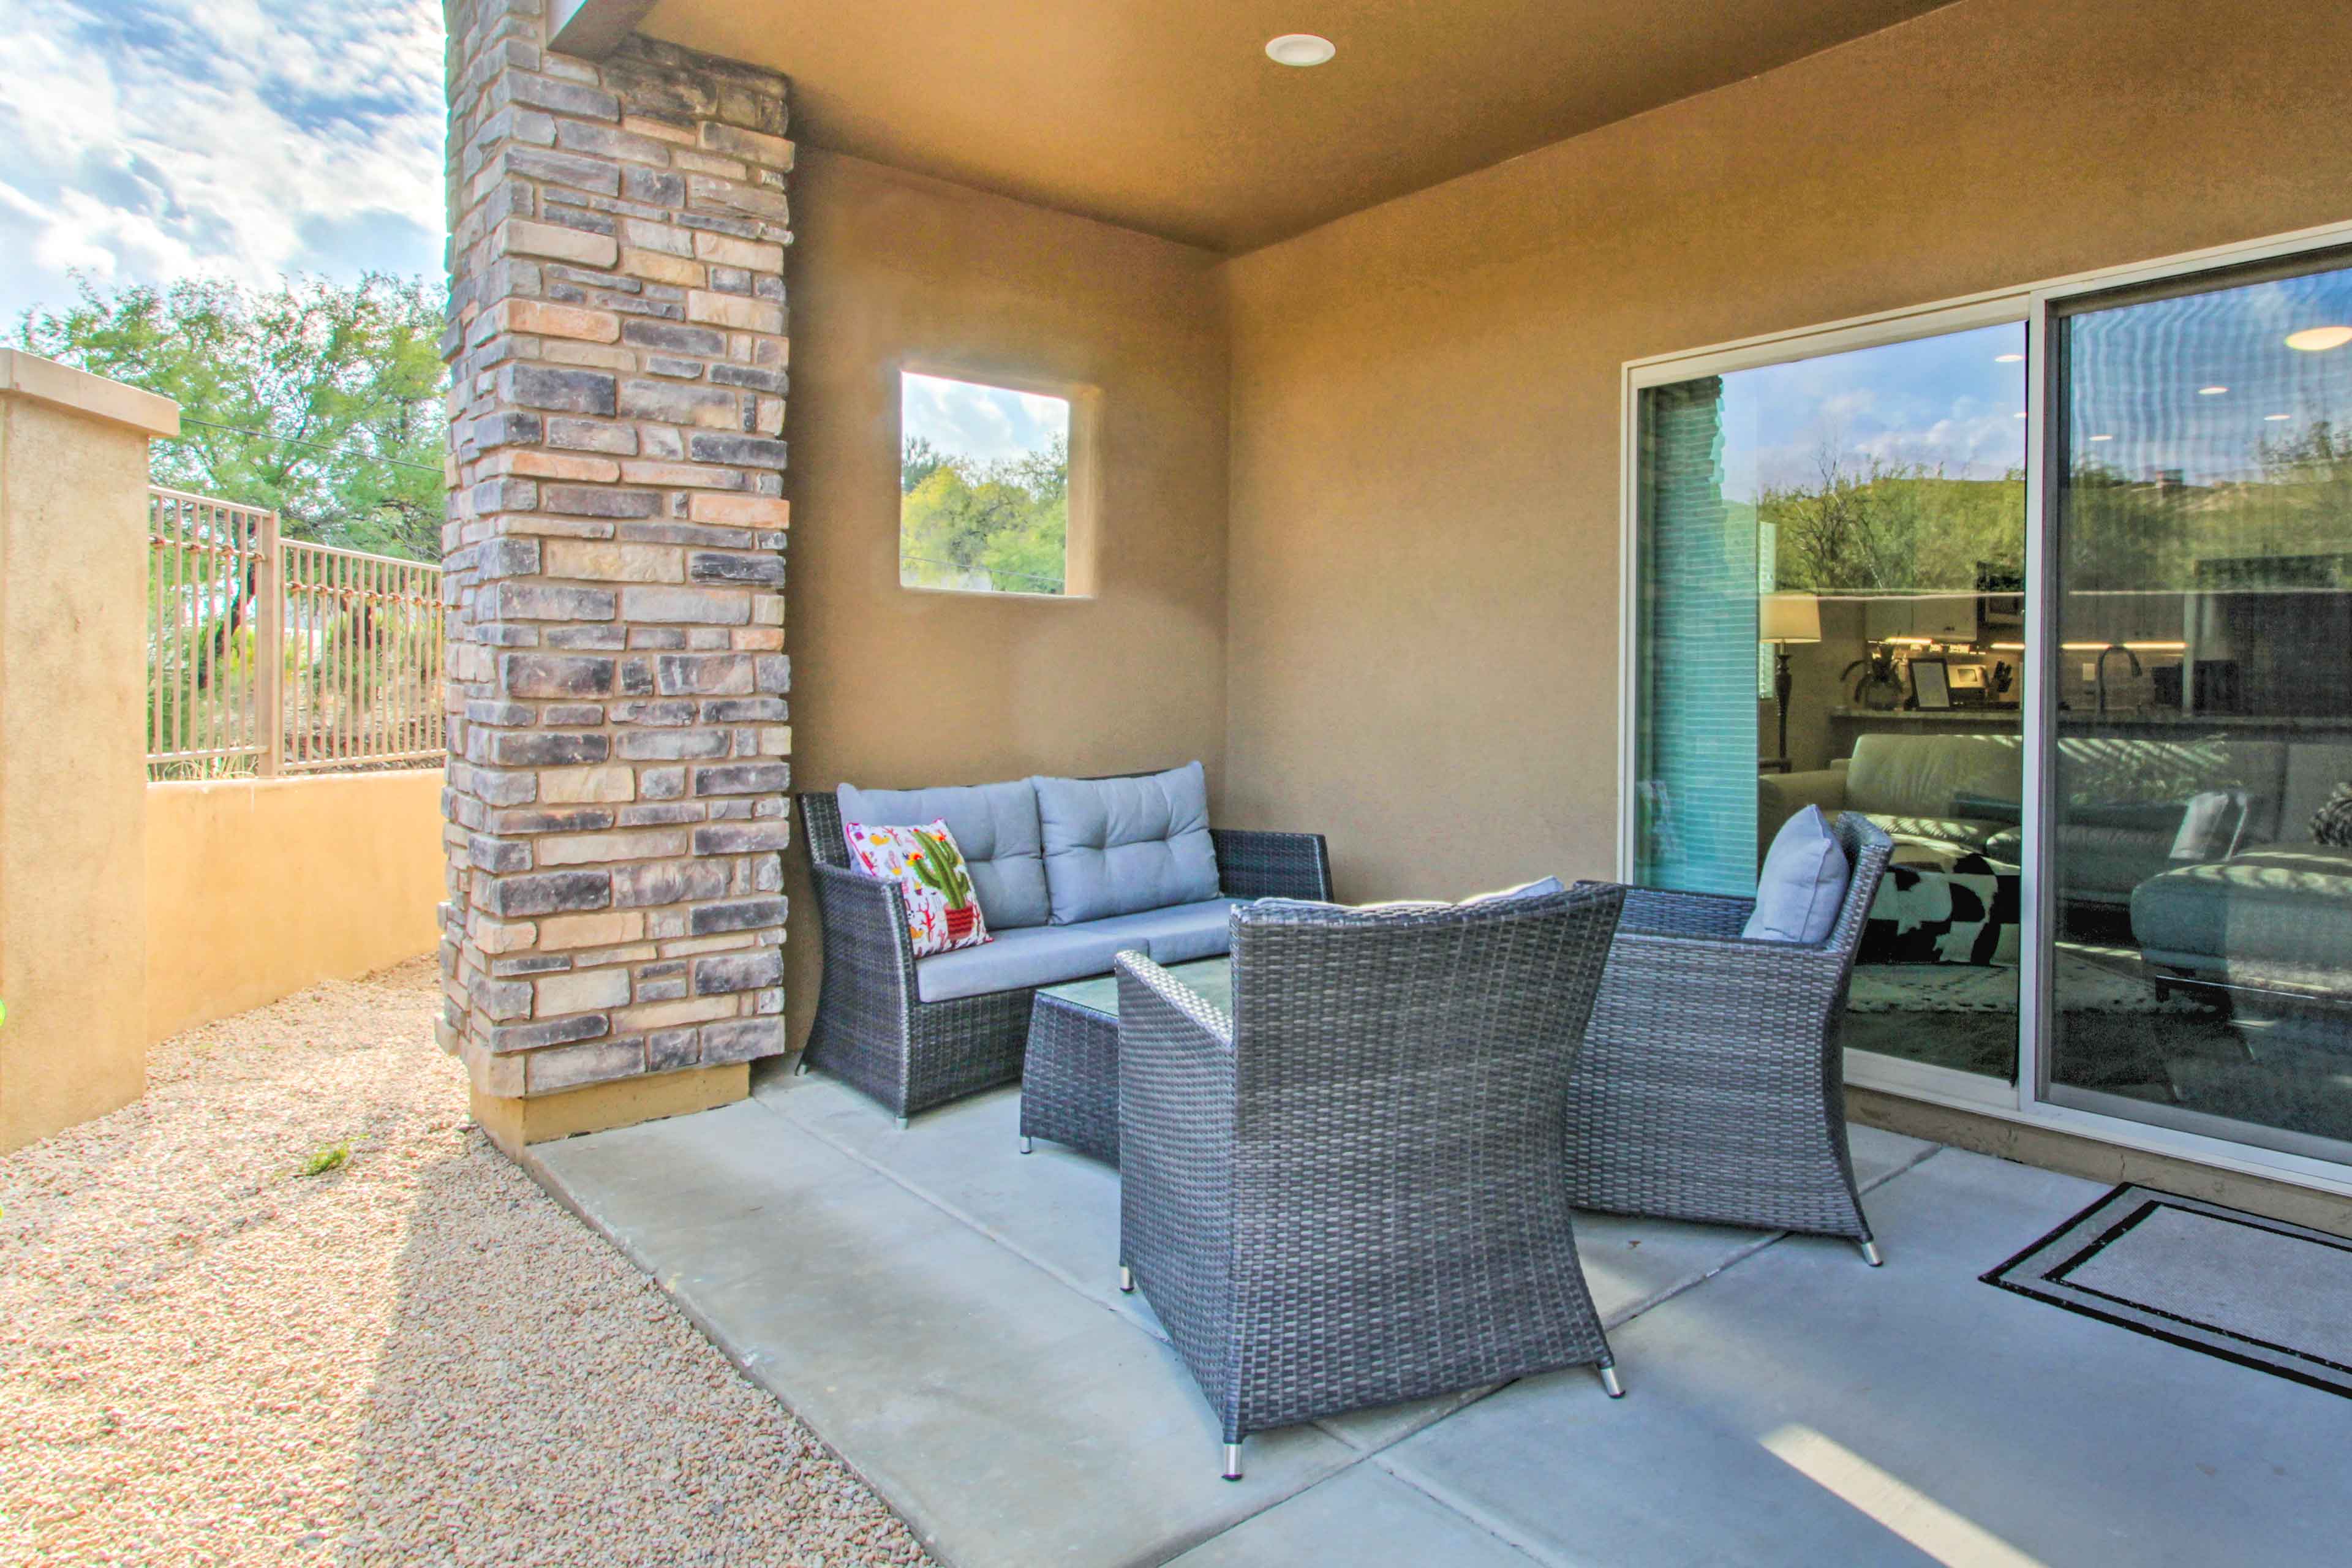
{"left": 1634, "top": 318, "right": 2029, "bottom": 1081}
{"left": 1629, "top": 230, "right": 2352, "bottom": 1185}
{"left": 2043, "top": 249, "right": 2352, "bottom": 1160}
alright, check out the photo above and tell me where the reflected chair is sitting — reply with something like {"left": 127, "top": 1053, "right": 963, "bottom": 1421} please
{"left": 1115, "top": 883, "right": 1627, "bottom": 1480}
{"left": 1567, "top": 813, "right": 1895, "bottom": 1261}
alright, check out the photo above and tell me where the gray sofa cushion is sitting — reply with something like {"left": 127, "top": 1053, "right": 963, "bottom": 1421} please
{"left": 1031, "top": 763, "right": 1220, "bottom": 924}
{"left": 914, "top": 923, "right": 1142, "bottom": 1003}
{"left": 837, "top": 779, "right": 1050, "bottom": 930}
{"left": 1083, "top": 899, "right": 1245, "bottom": 965}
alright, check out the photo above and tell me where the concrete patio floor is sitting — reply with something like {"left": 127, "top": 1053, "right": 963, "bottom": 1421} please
{"left": 524, "top": 1068, "right": 2350, "bottom": 1567}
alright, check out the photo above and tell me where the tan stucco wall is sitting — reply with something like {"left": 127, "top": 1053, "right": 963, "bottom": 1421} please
{"left": 1219, "top": 0, "right": 2352, "bottom": 901}
{"left": 0, "top": 367, "right": 166, "bottom": 1151}
{"left": 145, "top": 771, "right": 446, "bottom": 1045}
{"left": 783, "top": 149, "right": 1230, "bottom": 1045}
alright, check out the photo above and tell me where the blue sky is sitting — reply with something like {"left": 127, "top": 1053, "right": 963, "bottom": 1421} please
{"left": 902, "top": 372, "right": 1069, "bottom": 466}
{"left": 0, "top": 0, "right": 443, "bottom": 328}
{"left": 1720, "top": 322, "right": 2029, "bottom": 500}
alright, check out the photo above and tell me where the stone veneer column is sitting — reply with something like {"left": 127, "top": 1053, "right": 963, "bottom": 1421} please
{"left": 440, "top": 0, "right": 793, "bottom": 1142}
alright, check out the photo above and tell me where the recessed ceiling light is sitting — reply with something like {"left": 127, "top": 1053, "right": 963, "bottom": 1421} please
{"left": 1265, "top": 33, "right": 1335, "bottom": 67}
{"left": 2198, "top": 385, "right": 2229, "bottom": 395}
{"left": 2013, "top": 412, "right": 2027, "bottom": 418}
{"left": 2266, "top": 412, "right": 2293, "bottom": 421}
{"left": 2089, "top": 433, "right": 2114, "bottom": 441}
{"left": 2285, "top": 326, "right": 2352, "bottom": 352}
{"left": 1994, "top": 353, "right": 2024, "bottom": 363}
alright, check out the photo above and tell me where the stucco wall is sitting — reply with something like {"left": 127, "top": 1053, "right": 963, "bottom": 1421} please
{"left": 0, "top": 369, "right": 163, "bottom": 1152}
{"left": 1219, "top": 0, "right": 2352, "bottom": 900}
{"left": 146, "top": 771, "right": 445, "bottom": 1045}
{"left": 783, "top": 149, "right": 1230, "bottom": 1044}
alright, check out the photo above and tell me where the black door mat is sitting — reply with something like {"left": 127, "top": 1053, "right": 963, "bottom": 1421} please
{"left": 1983, "top": 1184, "right": 2352, "bottom": 1400}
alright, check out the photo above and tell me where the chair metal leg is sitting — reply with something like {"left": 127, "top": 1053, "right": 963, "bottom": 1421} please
{"left": 793, "top": 1058, "right": 810, "bottom": 1077}
{"left": 1858, "top": 1239, "right": 1884, "bottom": 1268}
{"left": 895, "top": 1117, "right": 910, "bottom": 1131}
{"left": 1597, "top": 1362, "right": 1625, "bottom": 1399}
{"left": 1019, "top": 1136, "right": 1034, "bottom": 1155}
{"left": 1221, "top": 1442, "right": 1243, "bottom": 1482}
{"left": 1118, "top": 1265, "right": 1134, "bottom": 1294}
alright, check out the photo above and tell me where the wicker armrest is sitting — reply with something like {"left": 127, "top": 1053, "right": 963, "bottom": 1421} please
{"left": 1574, "top": 881, "right": 1756, "bottom": 940}
{"left": 1115, "top": 951, "right": 1237, "bottom": 1330}
{"left": 807, "top": 861, "right": 917, "bottom": 1000}
{"left": 1212, "top": 828, "right": 1333, "bottom": 902}
{"left": 1602, "top": 924, "right": 1850, "bottom": 994}
{"left": 1115, "top": 951, "right": 1234, "bottom": 1052}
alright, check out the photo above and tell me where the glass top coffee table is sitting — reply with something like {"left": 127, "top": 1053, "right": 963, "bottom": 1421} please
{"left": 1020, "top": 957, "right": 1231, "bottom": 1167}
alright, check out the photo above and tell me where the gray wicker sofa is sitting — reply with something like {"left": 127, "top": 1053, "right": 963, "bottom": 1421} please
{"left": 796, "top": 763, "right": 1332, "bottom": 1123}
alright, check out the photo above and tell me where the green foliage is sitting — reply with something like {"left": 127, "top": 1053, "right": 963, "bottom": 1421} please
{"left": 2065, "top": 420, "right": 2352, "bottom": 591}
{"left": 1766, "top": 422, "right": 2352, "bottom": 600}
{"left": 1763, "top": 450, "right": 2025, "bottom": 594}
{"left": 905, "top": 828, "right": 975, "bottom": 910}
{"left": 900, "top": 433, "right": 1069, "bottom": 594}
{"left": 300, "top": 1141, "right": 352, "bottom": 1177}
{"left": 17, "top": 273, "right": 448, "bottom": 561}
{"left": 902, "top": 435, "right": 948, "bottom": 494}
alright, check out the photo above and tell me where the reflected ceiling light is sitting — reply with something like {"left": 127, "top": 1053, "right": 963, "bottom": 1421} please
{"left": 1265, "top": 33, "right": 1336, "bottom": 66}
{"left": 2089, "top": 433, "right": 2114, "bottom": 441}
{"left": 2285, "top": 326, "right": 2352, "bottom": 352}
{"left": 1994, "top": 353, "right": 2024, "bottom": 363}
{"left": 2198, "top": 385, "right": 2229, "bottom": 395}
{"left": 2013, "top": 411, "right": 2027, "bottom": 418}
{"left": 2266, "top": 412, "right": 2293, "bottom": 421}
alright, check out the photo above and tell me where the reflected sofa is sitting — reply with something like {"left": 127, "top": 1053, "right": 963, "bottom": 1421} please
{"left": 1758, "top": 730, "right": 2315, "bottom": 909}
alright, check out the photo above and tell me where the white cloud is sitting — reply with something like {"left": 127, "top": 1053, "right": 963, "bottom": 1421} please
{"left": 903, "top": 372, "right": 1068, "bottom": 464}
{"left": 0, "top": 0, "right": 445, "bottom": 327}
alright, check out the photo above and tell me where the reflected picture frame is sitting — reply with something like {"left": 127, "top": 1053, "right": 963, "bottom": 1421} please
{"left": 1910, "top": 657, "right": 1953, "bottom": 710}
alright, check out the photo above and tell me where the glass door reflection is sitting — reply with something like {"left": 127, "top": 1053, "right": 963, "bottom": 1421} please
{"left": 2046, "top": 250, "right": 2352, "bottom": 1159}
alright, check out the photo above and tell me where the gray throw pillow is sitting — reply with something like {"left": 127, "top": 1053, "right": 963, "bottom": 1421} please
{"left": 1031, "top": 763, "right": 1220, "bottom": 924}
{"left": 1744, "top": 807, "right": 1849, "bottom": 944}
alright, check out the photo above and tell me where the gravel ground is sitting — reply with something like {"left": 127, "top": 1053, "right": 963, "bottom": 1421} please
{"left": 0, "top": 958, "right": 928, "bottom": 1568}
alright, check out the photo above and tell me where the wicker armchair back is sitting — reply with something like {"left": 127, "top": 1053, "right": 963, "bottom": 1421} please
{"left": 1565, "top": 812, "right": 1896, "bottom": 1254}
{"left": 1117, "top": 881, "right": 1629, "bottom": 1475}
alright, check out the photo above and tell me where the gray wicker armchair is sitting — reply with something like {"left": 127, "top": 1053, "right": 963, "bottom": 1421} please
{"left": 1566, "top": 812, "right": 1895, "bottom": 1262}
{"left": 1115, "top": 883, "right": 1628, "bottom": 1480}
{"left": 795, "top": 790, "right": 1331, "bottom": 1124}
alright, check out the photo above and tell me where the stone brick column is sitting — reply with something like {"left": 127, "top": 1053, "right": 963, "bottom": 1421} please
{"left": 440, "top": 0, "right": 793, "bottom": 1144}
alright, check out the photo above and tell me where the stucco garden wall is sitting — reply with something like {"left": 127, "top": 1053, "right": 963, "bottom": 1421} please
{"left": 146, "top": 771, "right": 447, "bottom": 1044}
{"left": 0, "top": 353, "right": 175, "bottom": 1152}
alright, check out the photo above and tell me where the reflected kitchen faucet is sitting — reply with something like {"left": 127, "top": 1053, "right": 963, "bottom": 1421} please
{"left": 2095, "top": 643, "right": 2143, "bottom": 715}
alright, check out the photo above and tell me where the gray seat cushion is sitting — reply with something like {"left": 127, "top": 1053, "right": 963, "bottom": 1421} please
{"left": 837, "top": 779, "right": 1050, "bottom": 930}
{"left": 913, "top": 923, "right": 1142, "bottom": 1003}
{"left": 1031, "top": 762, "right": 1220, "bottom": 924}
{"left": 1082, "top": 899, "right": 1245, "bottom": 965}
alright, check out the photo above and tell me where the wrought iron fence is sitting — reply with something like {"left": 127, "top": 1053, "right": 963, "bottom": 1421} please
{"left": 146, "top": 487, "right": 445, "bottom": 780}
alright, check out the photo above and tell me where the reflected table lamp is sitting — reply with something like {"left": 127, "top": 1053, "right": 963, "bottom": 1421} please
{"left": 1761, "top": 592, "right": 1821, "bottom": 767}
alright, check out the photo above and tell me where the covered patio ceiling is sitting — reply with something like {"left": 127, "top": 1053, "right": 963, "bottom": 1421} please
{"left": 559, "top": 0, "right": 1956, "bottom": 252}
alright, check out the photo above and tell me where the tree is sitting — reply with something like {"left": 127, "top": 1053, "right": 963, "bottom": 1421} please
{"left": 17, "top": 274, "right": 449, "bottom": 561}
{"left": 1763, "top": 448, "right": 2024, "bottom": 594}
{"left": 899, "top": 432, "right": 1069, "bottom": 594}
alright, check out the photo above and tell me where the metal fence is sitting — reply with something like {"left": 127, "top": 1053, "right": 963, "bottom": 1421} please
{"left": 146, "top": 487, "right": 445, "bottom": 780}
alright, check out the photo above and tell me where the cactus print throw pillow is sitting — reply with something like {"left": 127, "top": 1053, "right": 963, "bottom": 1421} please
{"left": 843, "top": 820, "right": 993, "bottom": 956}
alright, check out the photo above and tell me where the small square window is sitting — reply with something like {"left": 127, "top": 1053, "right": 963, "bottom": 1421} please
{"left": 899, "top": 370, "right": 1082, "bottom": 596}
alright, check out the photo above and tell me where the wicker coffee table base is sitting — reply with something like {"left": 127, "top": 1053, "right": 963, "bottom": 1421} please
{"left": 1019, "top": 992, "right": 1123, "bottom": 1165}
